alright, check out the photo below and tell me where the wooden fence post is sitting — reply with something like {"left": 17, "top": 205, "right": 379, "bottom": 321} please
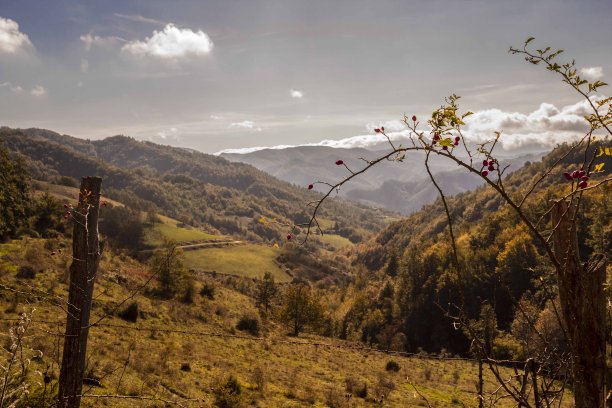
{"left": 551, "top": 199, "right": 606, "bottom": 408}
{"left": 58, "top": 177, "right": 102, "bottom": 408}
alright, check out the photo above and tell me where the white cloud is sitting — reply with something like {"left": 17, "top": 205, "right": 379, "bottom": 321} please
{"left": 365, "top": 120, "right": 406, "bottom": 133}
{"left": 80, "top": 33, "right": 124, "bottom": 51}
{"left": 80, "top": 59, "right": 89, "bottom": 73}
{"left": 0, "top": 81, "right": 24, "bottom": 93}
{"left": 30, "top": 85, "right": 46, "bottom": 97}
{"left": 210, "top": 114, "right": 224, "bottom": 120}
{"left": 461, "top": 100, "right": 593, "bottom": 149}
{"left": 156, "top": 127, "right": 180, "bottom": 141}
{"left": 0, "top": 16, "right": 33, "bottom": 54}
{"left": 580, "top": 66, "right": 604, "bottom": 80}
{"left": 290, "top": 89, "right": 304, "bottom": 99}
{"left": 229, "top": 120, "right": 262, "bottom": 132}
{"left": 217, "top": 100, "right": 599, "bottom": 154}
{"left": 121, "top": 23, "right": 213, "bottom": 59}
{"left": 114, "top": 13, "right": 165, "bottom": 26}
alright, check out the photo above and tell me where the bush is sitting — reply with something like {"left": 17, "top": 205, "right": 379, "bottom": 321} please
{"left": 182, "top": 277, "right": 196, "bottom": 304}
{"left": 200, "top": 282, "right": 215, "bottom": 299}
{"left": 16, "top": 265, "right": 36, "bottom": 279}
{"left": 213, "top": 375, "right": 242, "bottom": 408}
{"left": 355, "top": 382, "right": 368, "bottom": 398}
{"left": 236, "top": 314, "right": 260, "bottom": 336}
{"left": 118, "top": 302, "right": 139, "bottom": 323}
{"left": 385, "top": 360, "right": 400, "bottom": 372}
{"left": 251, "top": 366, "right": 266, "bottom": 392}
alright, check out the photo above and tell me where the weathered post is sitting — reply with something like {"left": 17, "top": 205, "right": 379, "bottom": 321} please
{"left": 551, "top": 200, "right": 606, "bottom": 408}
{"left": 58, "top": 177, "right": 102, "bottom": 408}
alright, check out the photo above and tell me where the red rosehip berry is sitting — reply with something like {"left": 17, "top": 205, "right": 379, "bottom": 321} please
{"left": 577, "top": 170, "right": 586, "bottom": 178}
{"left": 381, "top": 126, "right": 384, "bottom": 132}
{"left": 442, "top": 146, "right": 448, "bottom": 151}
{"left": 63, "top": 215, "right": 69, "bottom": 220}
{"left": 432, "top": 140, "right": 437, "bottom": 145}
{"left": 412, "top": 115, "right": 417, "bottom": 122}
{"left": 481, "top": 170, "right": 489, "bottom": 177}
{"left": 488, "top": 165, "right": 495, "bottom": 171}
{"left": 286, "top": 233, "right": 293, "bottom": 240}
{"left": 563, "top": 172, "right": 572, "bottom": 181}
{"left": 578, "top": 180, "right": 588, "bottom": 189}
{"left": 308, "top": 184, "right": 314, "bottom": 190}
{"left": 581, "top": 176, "right": 589, "bottom": 181}
{"left": 335, "top": 160, "right": 344, "bottom": 165}
{"left": 374, "top": 128, "right": 381, "bottom": 133}
{"left": 63, "top": 204, "right": 69, "bottom": 209}
{"left": 482, "top": 160, "right": 489, "bottom": 166}
{"left": 488, "top": 160, "right": 494, "bottom": 166}
{"left": 571, "top": 170, "right": 579, "bottom": 179}
{"left": 454, "top": 136, "right": 460, "bottom": 142}
{"left": 453, "top": 141, "right": 459, "bottom": 146}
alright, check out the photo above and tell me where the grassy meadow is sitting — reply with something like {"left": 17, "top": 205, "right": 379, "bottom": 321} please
{"left": 0, "top": 236, "right": 572, "bottom": 407}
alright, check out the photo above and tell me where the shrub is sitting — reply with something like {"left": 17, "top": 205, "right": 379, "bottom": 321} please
{"left": 213, "top": 375, "right": 242, "bottom": 408}
{"left": 182, "top": 277, "right": 196, "bottom": 304}
{"left": 251, "top": 366, "right": 265, "bottom": 393}
{"left": 118, "top": 302, "right": 139, "bottom": 323}
{"left": 236, "top": 314, "right": 260, "bottom": 336}
{"left": 16, "top": 265, "right": 36, "bottom": 279}
{"left": 355, "top": 382, "right": 368, "bottom": 398}
{"left": 200, "top": 282, "right": 215, "bottom": 299}
{"left": 385, "top": 360, "right": 400, "bottom": 372}
{"left": 180, "top": 362, "right": 191, "bottom": 372}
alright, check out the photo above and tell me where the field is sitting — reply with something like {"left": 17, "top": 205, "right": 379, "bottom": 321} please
{"left": 182, "top": 244, "right": 292, "bottom": 283}
{"left": 0, "top": 237, "right": 572, "bottom": 407}
{"left": 144, "top": 215, "right": 223, "bottom": 246}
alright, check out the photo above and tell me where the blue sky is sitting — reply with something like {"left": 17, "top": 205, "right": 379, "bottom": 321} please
{"left": 0, "top": 0, "right": 610, "bottom": 153}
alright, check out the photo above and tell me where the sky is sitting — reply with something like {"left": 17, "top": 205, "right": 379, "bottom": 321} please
{"left": 0, "top": 0, "right": 610, "bottom": 154}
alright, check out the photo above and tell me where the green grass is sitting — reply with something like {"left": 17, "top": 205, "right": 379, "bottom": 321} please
{"left": 316, "top": 233, "right": 353, "bottom": 250}
{"left": 145, "top": 215, "right": 224, "bottom": 246}
{"left": 182, "top": 244, "right": 292, "bottom": 282}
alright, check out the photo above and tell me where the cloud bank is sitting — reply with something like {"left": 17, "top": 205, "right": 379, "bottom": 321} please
{"left": 217, "top": 100, "right": 598, "bottom": 154}
{"left": 0, "top": 16, "right": 33, "bottom": 54}
{"left": 121, "top": 23, "right": 213, "bottom": 59}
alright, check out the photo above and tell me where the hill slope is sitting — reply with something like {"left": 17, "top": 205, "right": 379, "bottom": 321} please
{"left": 0, "top": 127, "right": 388, "bottom": 244}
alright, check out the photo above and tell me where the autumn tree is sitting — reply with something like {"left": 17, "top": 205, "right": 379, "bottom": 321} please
{"left": 256, "top": 271, "right": 277, "bottom": 316}
{"left": 279, "top": 284, "right": 323, "bottom": 336}
{"left": 150, "top": 240, "right": 191, "bottom": 300}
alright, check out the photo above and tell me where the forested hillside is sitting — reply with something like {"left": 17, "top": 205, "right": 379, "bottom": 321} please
{"left": 0, "top": 127, "right": 388, "bottom": 244}
{"left": 333, "top": 141, "right": 610, "bottom": 355}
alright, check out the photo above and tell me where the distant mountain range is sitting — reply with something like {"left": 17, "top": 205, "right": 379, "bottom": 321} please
{"left": 221, "top": 144, "right": 547, "bottom": 214}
